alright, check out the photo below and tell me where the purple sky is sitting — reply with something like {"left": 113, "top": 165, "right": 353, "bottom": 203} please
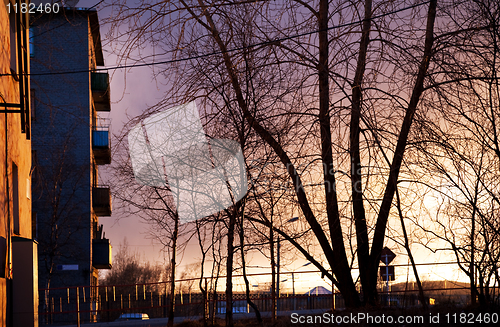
{"left": 70, "top": 1, "right": 463, "bottom": 288}
{"left": 71, "top": 0, "right": 173, "bottom": 266}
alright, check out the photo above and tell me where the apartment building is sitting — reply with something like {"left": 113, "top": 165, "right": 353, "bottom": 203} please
{"left": 30, "top": 6, "right": 112, "bottom": 324}
{"left": 0, "top": 1, "right": 38, "bottom": 326}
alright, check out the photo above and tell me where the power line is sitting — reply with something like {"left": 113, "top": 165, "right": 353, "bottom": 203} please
{"left": 2, "top": 0, "right": 431, "bottom": 77}
{"left": 88, "top": 0, "right": 106, "bottom": 9}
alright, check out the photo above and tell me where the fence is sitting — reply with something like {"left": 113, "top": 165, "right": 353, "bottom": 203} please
{"left": 38, "top": 270, "right": 483, "bottom": 325}
{"left": 39, "top": 288, "right": 341, "bottom": 325}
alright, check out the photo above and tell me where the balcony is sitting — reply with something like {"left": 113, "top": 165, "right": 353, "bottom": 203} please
{"left": 91, "top": 72, "right": 110, "bottom": 111}
{"left": 92, "top": 186, "right": 112, "bottom": 216}
{"left": 93, "top": 128, "right": 111, "bottom": 165}
{"left": 92, "top": 238, "right": 112, "bottom": 269}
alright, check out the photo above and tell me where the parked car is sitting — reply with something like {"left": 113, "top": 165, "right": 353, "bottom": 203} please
{"left": 116, "top": 313, "right": 149, "bottom": 321}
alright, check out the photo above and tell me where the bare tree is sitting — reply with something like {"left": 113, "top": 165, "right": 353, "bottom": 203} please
{"left": 110, "top": 135, "right": 187, "bottom": 326}
{"left": 100, "top": 238, "right": 165, "bottom": 288}
{"left": 408, "top": 0, "right": 500, "bottom": 308}
{"left": 101, "top": 0, "right": 444, "bottom": 307}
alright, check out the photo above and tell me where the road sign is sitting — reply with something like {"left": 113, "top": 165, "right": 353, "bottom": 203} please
{"left": 380, "top": 265, "right": 395, "bottom": 281}
{"left": 380, "top": 247, "right": 396, "bottom": 265}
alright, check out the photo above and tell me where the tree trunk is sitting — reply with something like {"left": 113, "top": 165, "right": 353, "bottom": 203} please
{"left": 470, "top": 198, "right": 477, "bottom": 305}
{"left": 395, "top": 188, "right": 427, "bottom": 309}
{"left": 349, "top": 0, "right": 374, "bottom": 305}
{"left": 196, "top": 221, "right": 209, "bottom": 327}
{"left": 318, "top": 0, "right": 362, "bottom": 308}
{"left": 201, "top": 278, "right": 208, "bottom": 327}
{"left": 167, "top": 213, "right": 178, "bottom": 327}
{"left": 368, "top": 0, "right": 437, "bottom": 304}
{"left": 270, "top": 220, "right": 276, "bottom": 322}
{"left": 225, "top": 211, "right": 236, "bottom": 327}
{"left": 239, "top": 215, "right": 262, "bottom": 324}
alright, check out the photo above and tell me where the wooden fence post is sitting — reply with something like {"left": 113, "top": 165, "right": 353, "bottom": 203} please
{"left": 76, "top": 288, "right": 80, "bottom": 327}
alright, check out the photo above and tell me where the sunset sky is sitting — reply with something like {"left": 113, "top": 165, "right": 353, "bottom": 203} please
{"left": 72, "top": 0, "right": 471, "bottom": 293}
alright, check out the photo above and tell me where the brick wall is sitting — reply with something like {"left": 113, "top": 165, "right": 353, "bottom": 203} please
{"left": 30, "top": 9, "right": 94, "bottom": 306}
{"left": 1, "top": 1, "right": 34, "bottom": 326}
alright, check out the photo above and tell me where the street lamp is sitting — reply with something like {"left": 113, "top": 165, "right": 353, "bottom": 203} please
{"left": 292, "top": 262, "right": 311, "bottom": 297}
{"left": 291, "top": 262, "right": 311, "bottom": 310}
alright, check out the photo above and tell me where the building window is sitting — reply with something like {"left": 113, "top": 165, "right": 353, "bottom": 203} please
{"left": 29, "top": 26, "right": 34, "bottom": 57}
{"left": 31, "top": 150, "right": 37, "bottom": 182}
{"left": 13, "top": 162, "right": 20, "bottom": 235}
{"left": 92, "top": 162, "right": 97, "bottom": 187}
{"left": 0, "top": 236, "right": 6, "bottom": 278}
{"left": 32, "top": 212, "right": 37, "bottom": 240}
{"left": 30, "top": 89, "right": 36, "bottom": 119}
{"left": 9, "top": 6, "right": 17, "bottom": 74}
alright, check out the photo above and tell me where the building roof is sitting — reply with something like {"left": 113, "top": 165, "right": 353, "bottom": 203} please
{"left": 304, "top": 286, "right": 332, "bottom": 295}
{"left": 87, "top": 9, "right": 104, "bottom": 66}
{"left": 31, "top": 7, "right": 104, "bottom": 66}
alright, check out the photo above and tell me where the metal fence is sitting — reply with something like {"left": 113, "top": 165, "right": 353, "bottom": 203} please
{"left": 39, "top": 288, "right": 341, "bottom": 325}
{"left": 39, "top": 270, "right": 478, "bottom": 325}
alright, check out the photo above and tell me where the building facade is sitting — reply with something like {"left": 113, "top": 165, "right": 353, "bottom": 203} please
{"left": 1, "top": 1, "right": 38, "bottom": 327}
{"left": 30, "top": 7, "right": 112, "bottom": 324}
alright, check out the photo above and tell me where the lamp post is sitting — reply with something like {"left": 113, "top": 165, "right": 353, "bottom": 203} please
{"left": 291, "top": 262, "right": 311, "bottom": 310}
{"left": 276, "top": 216, "right": 299, "bottom": 313}
{"left": 277, "top": 235, "right": 280, "bottom": 306}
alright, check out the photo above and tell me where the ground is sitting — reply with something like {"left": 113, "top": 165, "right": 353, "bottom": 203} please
{"left": 175, "top": 304, "right": 500, "bottom": 326}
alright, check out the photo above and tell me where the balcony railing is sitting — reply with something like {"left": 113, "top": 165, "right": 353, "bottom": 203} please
{"left": 91, "top": 72, "right": 110, "bottom": 111}
{"left": 92, "top": 239, "right": 112, "bottom": 269}
{"left": 92, "top": 128, "right": 111, "bottom": 165}
{"left": 92, "top": 186, "right": 112, "bottom": 216}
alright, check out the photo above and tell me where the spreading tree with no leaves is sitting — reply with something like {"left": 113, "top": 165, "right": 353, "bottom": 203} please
{"left": 104, "top": 0, "right": 498, "bottom": 308}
